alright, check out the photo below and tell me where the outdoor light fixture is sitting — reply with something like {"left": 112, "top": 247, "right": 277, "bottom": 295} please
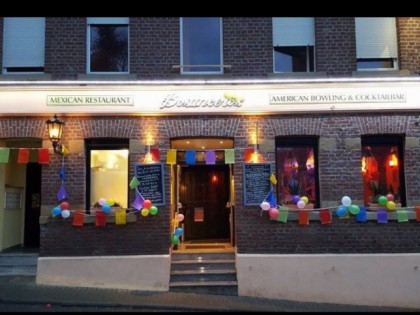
{"left": 46, "top": 114, "right": 64, "bottom": 154}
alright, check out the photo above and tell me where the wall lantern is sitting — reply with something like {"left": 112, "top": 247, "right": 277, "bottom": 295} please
{"left": 46, "top": 114, "right": 64, "bottom": 154}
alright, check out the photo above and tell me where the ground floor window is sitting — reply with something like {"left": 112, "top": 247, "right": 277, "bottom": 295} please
{"left": 275, "top": 136, "right": 320, "bottom": 208}
{"left": 361, "top": 135, "right": 406, "bottom": 206}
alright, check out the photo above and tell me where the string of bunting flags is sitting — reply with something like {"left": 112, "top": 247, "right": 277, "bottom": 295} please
{"left": 260, "top": 173, "right": 420, "bottom": 225}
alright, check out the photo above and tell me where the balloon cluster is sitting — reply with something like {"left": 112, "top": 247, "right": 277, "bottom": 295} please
{"left": 51, "top": 201, "right": 70, "bottom": 218}
{"left": 260, "top": 201, "right": 280, "bottom": 219}
{"left": 97, "top": 197, "right": 119, "bottom": 214}
{"left": 140, "top": 199, "right": 159, "bottom": 217}
{"left": 336, "top": 196, "right": 360, "bottom": 217}
{"left": 171, "top": 213, "right": 185, "bottom": 245}
{"left": 378, "top": 194, "right": 396, "bottom": 211}
{"left": 293, "top": 195, "right": 309, "bottom": 209}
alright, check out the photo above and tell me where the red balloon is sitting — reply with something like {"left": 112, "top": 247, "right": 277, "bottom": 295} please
{"left": 268, "top": 207, "right": 280, "bottom": 220}
{"left": 143, "top": 199, "right": 152, "bottom": 209}
{"left": 386, "top": 194, "right": 394, "bottom": 201}
{"left": 60, "top": 201, "right": 69, "bottom": 210}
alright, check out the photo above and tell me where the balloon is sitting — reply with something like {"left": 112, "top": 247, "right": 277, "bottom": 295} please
{"left": 177, "top": 214, "right": 184, "bottom": 222}
{"left": 348, "top": 204, "right": 360, "bottom": 215}
{"left": 378, "top": 195, "right": 388, "bottom": 206}
{"left": 300, "top": 196, "right": 309, "bottom": 204}
{"left": 51, "top": 206, "right": 61, "bottom": 216}
{"left": 336, "top": 206, "right": 348, "bottom": 217}
{"left": 292, "top": 195, "right": 301, "bottom": 204}
{"left": 98, "top": 197, "right": 107, "bottom": 206}
{"left": 260, "top": 201, "right": 270, "bottom": 211}
{"left": 141, "top": 208, "right": 149, "bottom": 216}
{"left": 107, "top": 198, "right": 115, "bottom": 206}
{"left": 171, "top": 235, "right": 180, "bottom": 245}
{"left": 60, "top": 201, "right": 69, "bottom": 210}
{"left": 144, "top": 200, "right": 152, "bottom": 209}
{"left": 341, "top": 196, "right": 352, "bottom": 207}
{"left": 386, "top": 201, "right": 396, "bottom": 211}
{"left": 61, "top": 209, "right": 70, "bottom": 218}
{"left": 149, "top": 206, "right": 158, "bottom": 215}
{"left": 174, "top": 227, "right": 183, "bottom": 236}
{"left": 102, "top": 204, "right": 111, "bottom": 213}
{"left": 297, "top": 200, "right": 306, "bottom": 209}
{"left": 268, "top": 207, "right": 280, "bottom": 219}
{"left": 386, "top": 194, "right": 394, "bottom": 202}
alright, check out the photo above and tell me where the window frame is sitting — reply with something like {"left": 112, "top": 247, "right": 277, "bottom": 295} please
{"left": 356, "top": 58, "right": 398, "bottom": 71}
{"left": 86, "top": 18, "right": 130, "bottom": 74}
{"left": 180, "top": 17, "right": 224, "bottom": 75}
{"left": 273, "top": 45, "right": 315, "bottom": 73}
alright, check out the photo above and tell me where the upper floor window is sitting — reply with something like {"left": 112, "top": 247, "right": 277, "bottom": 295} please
{"left": 355, "top": 17, "right": 398, "bottom": 71}
{"left": 2, "top": 17, "right": 45, "bottom": 74}
{"left": 180, "top": 17, "right": 223, "bottom": 74}
{"left": 87, "top": 17, "right": 129, "bottom": 73}
{"left": 273, "top": 18, "right": 315, "bottom": 73}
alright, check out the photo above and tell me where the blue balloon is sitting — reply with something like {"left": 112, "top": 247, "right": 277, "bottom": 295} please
{"left": 52, "top": 206, "right": 61, "bottom": 216}
{"left": 174, "top": 227, "right": 183, "bottom": 236}
{"left": 336, "top": 206, "right": 348, "bottom": 217}
{"left": 102, "top": 204, "right": 111, "bottom": 213}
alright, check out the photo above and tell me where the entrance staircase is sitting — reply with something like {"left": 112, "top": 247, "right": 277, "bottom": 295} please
{"left": 0, "top": 249, "right": 38, "bottom": 276}
{"left": 169, "top": 242, "right": 238, "bottom": 295}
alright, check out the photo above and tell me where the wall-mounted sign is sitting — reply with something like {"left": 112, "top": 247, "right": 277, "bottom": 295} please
{"left": 135, "top": 163, "right": 165, "bottom": 206}
{"left": 47, "top": 95, "right": 134, "bottom": 106}
{"left": 243, "top": 163, "right": 272, "bottom": 206}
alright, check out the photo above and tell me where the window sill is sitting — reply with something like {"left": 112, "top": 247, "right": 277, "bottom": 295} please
{"left": 77, "top": 73, "right": 137, "bottom": 81}
{"left": 268, "top": 72, "right": 327, "bottom": 79}
{"left": 0, "top": 73, "right": 52, "bottom": 81}
{"left": 170, "top": 73, "right": 233, "bottom": 80}
{"left": 352, "top": 70, "right": 411, "bottom": 77}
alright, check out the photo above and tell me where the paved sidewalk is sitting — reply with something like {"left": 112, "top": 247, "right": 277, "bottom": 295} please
{"left": 0, "top": 275, "right": 418, "bottom": 312}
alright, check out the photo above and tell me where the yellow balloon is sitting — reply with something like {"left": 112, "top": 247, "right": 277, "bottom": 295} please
{"left": 107, "top": 198, "right": 115, "bottom": 206}
{"left": 386, "top": 201, "right": 396, "bottom": 211}
{"left": 141, "top": 208, "right": 149, "bottom": 216}
{"left": 300, "top": 196, "right": 309, "bottom": 204}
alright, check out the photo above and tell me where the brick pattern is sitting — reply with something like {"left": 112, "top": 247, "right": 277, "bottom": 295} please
{"left": 315, "top": 17, "right": 357, "bottom": 76}
{"left": 45, "top": 17, "right": 86, "bottom": 79}
{"left": 397, "top": 17, "right": 420, "bottom": 75}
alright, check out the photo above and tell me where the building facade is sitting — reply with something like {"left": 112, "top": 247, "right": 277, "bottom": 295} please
{"left": 0, "top": 17, "right": 420, "bottom": 308}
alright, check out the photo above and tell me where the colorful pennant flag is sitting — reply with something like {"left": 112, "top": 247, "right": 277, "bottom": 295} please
{"left": 0, "top": 148, "right": 10, "bottom": 163}
{"left": 72, "top": 211, "right": 85, "bottom": 227}
{"left": 396, "top": 210, "right": 409, "bottom": 223}
{"left": 38, "top": 148, "right": 50, "bottom": 164}
{"left": 298, "top": 211, "right": 310, "bottom": 225}
{"left": 356, "top": 208, "right": 367, "bottom": 222}
{"left": 224, "top": 149, "right": 235, "bottom": 164}
{"left": 277, "top": 208, "right": 289, "bottom": 223}
{"left": 150, "top": 147, "right": 160, "bottom": 162}
{"left": 319, "top": 209, "right": 332, "bottom": 224}
{"left": 17, "top": 148, "right": 30, "bottom": 164}
{"left": 166, "top": 149, "right": 177, "bottom": 165}
{"left": 132, "top": 188, "right": 145, "bottom": 210}
{"left": 115, "top": 209, "right": 127, "bottom": 225}
{"left": 244, "top": 147, "right": 254, "bottom": 163}
{"left": 265, "top": 190, "right": 277, "bottom": 208}
{"left": 205, "top": 150, "right": 216, "bottom": 165}
{"left": 129, "top": 176, "right": 140, "bottom": 189}
{"left": 61, "top": 145, "right": 70, "bottom": 156}
{"left": 416, "top": 206, "right": 420, "bottom": 222}
{"left": 377, "top": 210, "right": 388, "bottom": 224}
{"left": 59, "top": 166, "right": 66, "bottom": 181}
{"left": 186, "top": 150, "right": 196, "bottom": 165}
{"left": 57, "top": 185, "right": 68, "bottom": 202}
{"left": 269, "top": 173, "right": 277, "bottom": 185}
{"left": 95, "top": 211, "right": 107, "bottom": 226}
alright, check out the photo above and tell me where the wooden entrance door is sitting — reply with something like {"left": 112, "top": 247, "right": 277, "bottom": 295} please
{"left": 180, "top": 165, "right": 230, "bottom": 241}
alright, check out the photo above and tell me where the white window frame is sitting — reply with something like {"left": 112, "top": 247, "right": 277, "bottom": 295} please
{"left": 356, "top": 58, "right": 399, "bottom": 71}
{"left": 180, "top": 17, "right": 224, "bottom": 75}
{"left": 86, "top": 17, "right": 130, "bottom": 74}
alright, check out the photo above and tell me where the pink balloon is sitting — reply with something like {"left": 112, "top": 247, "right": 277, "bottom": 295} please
{"left": 260, "top": 201, "right": 270, "bottom": 211}
{"left": 177, "top": 213, "right": 184, "bottom": 222}
{"left": 98, "top": 197, "right": 107, "bottom": 206}
{"left": 297, "top": 200, "right": 306, "bottom": 209}
{"left": 386, "top": 194, "right": 394, "bottom": 201}
{"left": 268, "top": 207, "right": 280, "bottom": 219}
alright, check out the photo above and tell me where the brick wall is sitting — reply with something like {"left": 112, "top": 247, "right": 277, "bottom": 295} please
{"left": 45, "top": 17, "right": 86, "bottom": 80}
{"left": 315, "top": 17, "right": 357, "bottom": 76}
{"left": 397, "top": 17, "right": 420, "bottom": 75}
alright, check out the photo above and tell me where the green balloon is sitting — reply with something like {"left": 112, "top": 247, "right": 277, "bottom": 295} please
{"left": 378, "top": 195, "right": 388, "bottom": 205}
{"left": 348, "top": 204, "right": 360, "bottom": 215}
{"left": 149, "top": 206, "right": 158, "bottom": 215}
{"left": 171, "top": 235, "right": 180, "bottom": 245}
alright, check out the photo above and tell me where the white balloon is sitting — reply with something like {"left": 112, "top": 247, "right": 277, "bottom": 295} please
{"left": 260, "top": 201, "right": 270, "bottom": 211}
{"left": 61, "top": 210, "right": 71, "bottom": 218}
{"left": 297, "top": 200, "right": 306, "bottom": 209}
{"left": 341, "top": 196, "right": 352, "bottom": 207}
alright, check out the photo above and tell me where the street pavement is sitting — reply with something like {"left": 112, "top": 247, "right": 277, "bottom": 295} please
{"left": 0, "top": 275, "right": 418, "bottom": 312}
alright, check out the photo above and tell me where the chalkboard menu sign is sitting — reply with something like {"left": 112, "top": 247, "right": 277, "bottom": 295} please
{"left": 243, "top": 163, "right": 272, "bottom": 206}
{"left": 135, "top": 163, "right": 165, "bottom": 206}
